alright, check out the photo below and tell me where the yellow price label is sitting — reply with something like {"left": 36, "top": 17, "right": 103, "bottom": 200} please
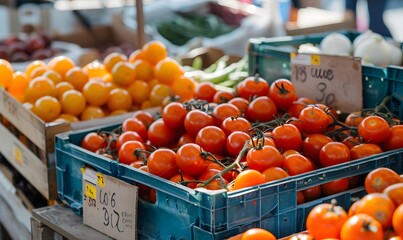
{"left": 86, "top": 183, "right": 96, "bottom": 199}
{"left": 311, "top": 55, "right": 321, "bottom": 65}
{"left": 290, "top": 52, "right": 296, "bottom": 59}
{"left": 97, "top": 173, "right": 105, "bottom": 187}
{"left": 13, "top": 146, "right": 23, "bottom": 165}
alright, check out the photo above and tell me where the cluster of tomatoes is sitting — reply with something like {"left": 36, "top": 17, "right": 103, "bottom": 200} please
{"left": 80, "top": 74, "right": 403, "bottom": 203}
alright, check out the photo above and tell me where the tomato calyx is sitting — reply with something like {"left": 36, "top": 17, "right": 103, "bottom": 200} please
{"left": 273, "top": 81, "right": 291, "bottom": 97}
{"left": 362, "top": 219, "right": 380, "bottom": 233}
{"left": 183, "top": 99, "right": 212, "bottom": 113}
{"left": 133, "top": 148, "right": 150, "bottom": 164}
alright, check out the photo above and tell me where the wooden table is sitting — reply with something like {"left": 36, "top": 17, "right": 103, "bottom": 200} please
{"left": 31, "top": 205, "right": 112, "bottom": 240}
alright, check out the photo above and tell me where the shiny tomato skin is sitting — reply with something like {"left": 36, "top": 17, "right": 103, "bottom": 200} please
{"left": 81, "top": 132, "right": 106, "bottom": 153}
{"left": 195, "top": 126, "right": 227, "bottom": 155}
{"left": 358, "top": 116, "right": 391, "bottom": 145}
{"left": 147, "top": 148, "right": 178, "bottom": 179}
{"left": 221, "top": 116, "right": 252, "bottom": 136}
{"left": 321, "top": 178, "right": 349, "bottom": 196}
{"left": 175, "top": 143, "right": 209, "bottom": 178}
{"left": 271, "top": 123, "right": 302, "bottom": 151}
{"left": 282, "top": 154, "right": 314, "bottom": 176}
{"left": 236, "top": 75, "right": 269, "bottom": 100}
{"left": 350, "top": 143, "right": 383, "bottom": 160}
{"left": 246, "top": 96, "right": 278, "bottom": 123}
{"left": 118, "top": 140, "right": 145, "bottom": 165}
{"left": 319, "top": 142, "right": 351, "bottom": 167}
{"left": 122, "top": 117, "right": 148, "bottom": 142}
{"left": 382, "top": 125, "right": 403, "bottom": 151}
{"left": 162, "top": 102, "right": 187, "bottom": 129}
{"left": 212, "top": 103, "right": 241, "bottom": 127}
{"left": 302, "top": 134, "right": 333, "bottom": 165}
{"left": 226, "top": 131, "right": 251, "bottom": 158}
{"left": 298, "top": 106, "right": 329, "bottom": 134}
{"left": 184, "top": 109, "right": 214, "bottom": 137}
{"left": 246, "top": 145, "right": 283, "bottom": 172}
{"left": 147, "top": 118, "right": 177, "bottom": 148}
{"left": 269, "top": 78, "right": 297, "bottom": 111}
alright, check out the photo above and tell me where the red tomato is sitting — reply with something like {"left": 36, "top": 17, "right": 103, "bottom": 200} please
{"left": 213, "top": 90, "right": 235, "bottom": 104}
{"left": 282, "top": 154, "right": 314, "bottom": 176}
{"left": 240, "top": 228, "right": 276, "bottom": 240}
{"left": 194, "top": 82, "right": 216, "bottom": 102}
{"left": 226, "top": 131, "right": 251, "bottom": 158}
{"left": 197, "top": 168, "right": 229, "bottom": 190}
{"left": 147, "top": 148, "right": 178, "bottom": 179}
{"left": 271, "top": 124, "right": 302, "bottom": 151}
{"left": 298, "top": 106, "right": 329, "bottom": 134}
{"left": 306, "top": 203, "right": 348, "bottom": 239}
{"left": 340, "top": 214, "right": 384, "bottom": 240}
{"left": 232, "top": 169, "right": 265, "bottom": 190}
{"left": 195, "top": 126, "right": 226, "bottom": 155}
{"left": 350, "top": 143, "right": 383, "bottom": 160}
{"left": 382, "top": 125, "right": 403, "bottom": 151}
{"left": 302, "top": 134, "right": 333, "bottom": 165}
{"left": 358, "top": 116, "right": 391, "bottom": 145}
{"left": 116, "top": 131, "right": 143, "bottom": 151}
{"left": 246, "top": 96, "right": 278, "bottom": 122}
{"left": 319, "top": 142, "right": 351, "bottom": 167}
{"left": 118, "top": 140, "right": 145, "bottom": 165}
{"left": 212, "top": 103, "right": 241, "bottom": 127}
{"left": 132, "top": 110, "right": 154, "bottom": 128}
{"left": 184, "top": 109, "right": 214, "bottom": 137}
{"left": 162, "top": 102, "right": 187, "bottom": 129}
{"left": 228, "top": 97, "right": 249, "bottom": 114}
{"left": 262, "top": 167, "right": 289, "bottom": 182}
{"left": 345, "top": 111, "right": 365, "bottom": 127}
{"left": 302, "top": 185, "right": 322, "bottom": 202}
{"left": 269, "top": 78, "right": 297, "bottom": 111}
{"left": 175, "top": 143, "right": 210, "bottom": 177}
{"left": 342, "top": 136, "right": 361, "bottom": 149}
{"left": 249, "top": 136, "right": 276, "bottom": 148}
{"left": 147, "top": 118, "right": 177, "bottom": 148}
{"left": 287, "top": 101, "right": 307, "bottom": 118}
{"left": 177, "top": 132, "right": 195, "bottom": 147}
{"left": 207, "top": 162, "right": 237, "bottom": 182}
{"left": 246, "top": 145, "right": 283, "bottom": 172}
{"left": 297, "top": 191, "right": 305, "bottom": 205}
{"left": 169, "top": 173, "right": 198, "bottom": 189}
{"left": 81, "top": 132, "right": 106, "bottom": 153}
{"left": 236, "top": 75, "right": 269, "bottom": 100}
{"left": 221, "top": 116, "right": 252, "bottom": 136}
{"left": 321, "top": 178, "right": 349, "bottom": 196}
{"left": 122, "top": 118, "right": 148, "bottom": 141}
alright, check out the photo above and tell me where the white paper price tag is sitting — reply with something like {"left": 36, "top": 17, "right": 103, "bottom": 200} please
{"left": 291, "top": 53, "right": 362, "bottom": 113}
{"left": 83, "top": 168, "right": 138, "bottom": 240}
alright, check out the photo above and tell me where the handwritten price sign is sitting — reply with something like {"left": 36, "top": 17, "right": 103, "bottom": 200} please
{"left": 82, "top": 168, "right": 138, "bottom": 240}
{"left": 291, "top": 53, "right": 362, "bottom": 113}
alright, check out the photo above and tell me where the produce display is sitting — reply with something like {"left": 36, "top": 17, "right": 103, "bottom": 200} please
{"left": 0, "top": 40, "right": 194, "bottom": 123}
{"left": 298, "top": 31, "right": 403, "bottom": 66}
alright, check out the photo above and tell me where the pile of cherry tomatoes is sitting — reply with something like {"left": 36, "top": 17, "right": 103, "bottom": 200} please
{"left": 80, "top": 74, "right": 403, "bottom": 203}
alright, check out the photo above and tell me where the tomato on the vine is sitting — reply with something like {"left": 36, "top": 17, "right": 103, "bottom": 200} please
{"left": 271, "top": 124, "right": 302, "bottom": 151}
{"left": 350, "top": 143, "right": 382, "bottom": 160}
{"left": 122, "top": 118, "right": 148, "bottom": 141}
{"left": 213, "top": 90, "right": 235, "bottom": 104}
{"left": 132, "top": 110, "right": 154, "bottom": 128}
{"left": 246, "top": 96, "right": 278, "bottom": 122}
{"left": 246, "top": 145, "right": 283, "bottom": 172}
{"left": 169, "top": 173, "right": 197, "bottom": 189}
{"left": 197, "top": 168, "right": 228, "bottom": 190}
{"left": 184, "top": 109, "right": 214, "bottom": 137}
{"left": 177, "top": 132, "right": 195, "bottom": 147}
{"left": 287, "top": 101, "right": 307, "bottom": 118}
{"left": 116, "top": 131, "right": 143, "bottom": 151}
{"left": 162, "top": 102, "right": 188, "bottom": 129}
{"left": 345, "top": 111, "right": 365, "bottom": 127}
{"left": 195, "top": 126, "right": 227, "bottom": 155}
{"left": 319, "top": 142, "right": 351, "bottom": 167}
{"left": 269, "top": 78, "right": 297, "bottom": 111}
{"left": 382, "top": 125, "right": 403, "bottom": 151}
{"left": 212, "top": 103, "right": 241, "bottom": 127}
{"left": 298, "top": 106, "right": 329, "bottom": 134}
{"left": 221, "top": 116, "right": 251, "bottom": 136}
{"left": 358, "top": 115, "right": 391, "bottom": 145}
{"left": 302, "top": 134, "right": 333, "bottom": 164}
{"left": 148, "top": 118, "right": 177, "bottom": 148}
{"left": 236, "top": 75, "right": 269, "bottom": 100}
{"left": 81, "top": 132, "right": 106, "bottom": 152}
{"left": 282, "top": 154, "right": 314, "bottom": 176}
{"left": 321, "top": 178, "right": 349, "bottom": 196}
{"left": 118, "top": 140, "right": 145, "bottom": 165}
{"left": 228, "top": 97, "right": 249, "bottom": 114}
{"left": 175, "top": 143, "right": 209, "bottom": 177}
{"left": 147, "top": 148, "right": 178, "bottom": 179}
{"left": 232, "top": 169, "right": 265, "bottom": 191}
{"left": 226, "top": 131, "right": 251, "bottom": 158}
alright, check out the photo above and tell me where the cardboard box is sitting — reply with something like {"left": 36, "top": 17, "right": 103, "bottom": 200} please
{"left": 286, "top": 7, "right": 355, "bottom": 36}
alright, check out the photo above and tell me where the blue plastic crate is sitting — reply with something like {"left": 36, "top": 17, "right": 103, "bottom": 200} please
{"left": 248, "top": 31, "right": 390, "bottom": 109}
{"left": 387, "top": 66, "right": 403, "bottom": 119}
{"left": 55, "top": 125, "right": 403, "bottom": 240}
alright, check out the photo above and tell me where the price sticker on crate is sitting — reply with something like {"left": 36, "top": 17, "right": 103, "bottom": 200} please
{"left": 290, "top": 53, "right": 362, "bottom": 113}
{"left": 82, "top": 168, "right": 138, "bottom": 240}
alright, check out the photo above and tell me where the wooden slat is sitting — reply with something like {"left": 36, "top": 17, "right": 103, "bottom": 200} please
{"left": 0, "top": 123, "right": 50, "bottom": 199}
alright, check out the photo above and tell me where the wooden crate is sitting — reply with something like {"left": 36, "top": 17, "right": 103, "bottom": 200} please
{"left": 0, "top": 87, "right": 145, "bottom": 200}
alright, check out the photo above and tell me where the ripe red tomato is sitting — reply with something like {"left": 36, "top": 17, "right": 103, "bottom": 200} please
{"left": 302, "top": 134, "right": 333, "bottom": 164}
{"left": 262, "top": 167, "right": 289, "bottom": 182}
{"left": 355, "top": 193, "right": 396, "bottom": 229}
{"left": 162, "top": 102, "right": 187, "bottom": 129}
{"left": 319, "top": 142, "right": 351, "bottom": 167}
{"left": 212, "top": 103, "right": 241, "bottom": 127}
{"left": 194, "top": 82, "right": 216, "bottom": 102}
{"left": 358, "top": 116, "right": 391, "bottom": 145}
{"left": 321, "top": 178, "right": 349, "bottom": 196}
{"left": 207, "top": 162, "right": 237, "bottom": 182}
{"left": 197, "top": 168, "right": 229, "bottom": 190}
{"left": 195, "top": 126, "right": 226, "bottom": 155}
{"left": 169, "top": 173, "right": 198, "bottom": 189}
{"left": 298, "top": 106, "right": 329, "bottom": 134}
{"left": 232, "top": 169, "right": 265, "bottom": 190}
{"left": 147, "top": 118, "right": 177, "bottom": 148}
{"left": 350, "top": 143, "right": 383, "bottom": 160}
{"left": 340, "top": 214, "right": 384, "bottom": 240}
{"left": 287, "top": 101, "right": 307, "bottom": 118}
{"left": 177, "top": 132, "right": 195, "bottom": 147}
{"left": 246, "top": 96, "right": 278, "bottom": 122}
{"left": 116, "top": 131, "right": 143, "bottom": 151}
{"left": 271, "top": 124, "right": 302, "bottom": 151}
{"left": 175, "top": 143, "right": 210, "bottom": 177}
{"left": 147, "top": 148, "right": 178, "bottom": 179}
{"left": 118, "top": 140, "right": 145, "bottom": 165}
{"left": 297, "top": 191, "right": 305, "bottom": 205}
{"left": 382, "top": 125, "right": 403, "bottom": 151}
{"left": 246, "top": 145, "right": 283, "bottom": 172}
{"left": 132, "top": 110, "right": 154, "bottom": 128}
{"left": 306, "top": 203, "right": 348, "bottom": 239}
{"left": 213, "top": 90, "right": 235, "bottom": 104}
{"left": 345, "top": 111, "right": 365, "bottom": 127}
{"left": 302, "top": 185, "right": 322, "bottom": 202}
{"left": 240, "top": 228, "right": 276, "bottom": 240}
{"left": 342, "top": 136, "right": 361, "bottom": 149}
{"left": 81, "top": 132, "right": 106, "bottom": 152}
{"left": 269, "top": 78, "right": 297, "bottom": 111}
{"left": 282, "top": 154, "right": 314, "bottom": 176}
{"left": 221, "top": 116, "right": 252, "bottom": 136}
{"left": 226, "top": 131, "right": 251, "bottom": 158}
{"left": 365, "top": 167, "right": 402, "bottom": 193}
{"left": 122, "top": 118, "right": 148, "bottom": 142}
{"left": 236, "top": 75, "right": 269, "bottom": 100}
{"left": 184, "top": 109, "right": 214, "bottom": 137}
{"left": 228, "top": 97, "right": 250, "bottom": 114}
